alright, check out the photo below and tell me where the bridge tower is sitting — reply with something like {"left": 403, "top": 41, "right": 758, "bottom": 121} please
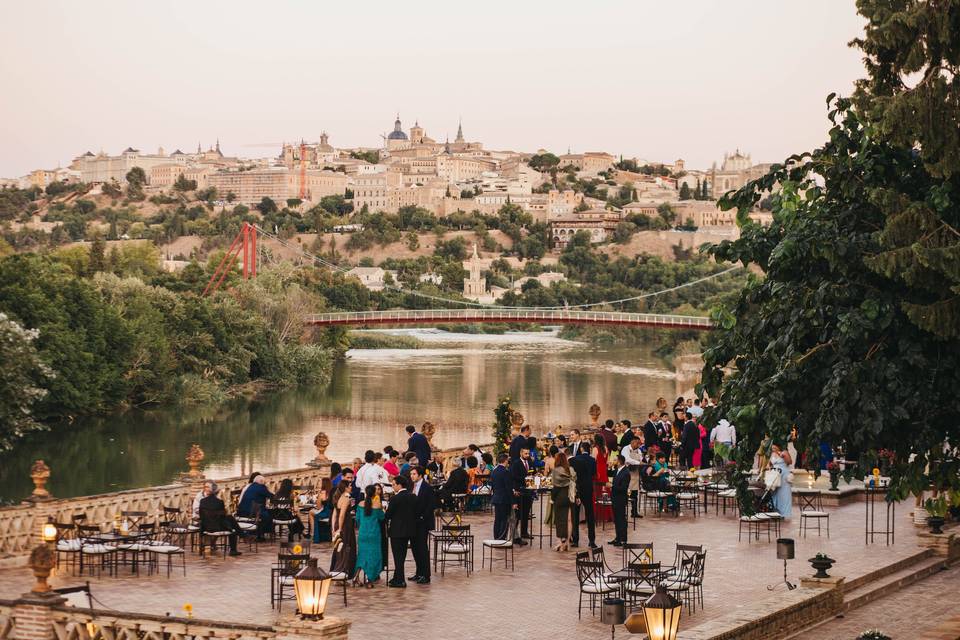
{"left": 202, "top": 222, "right": 258, "bottom": 296}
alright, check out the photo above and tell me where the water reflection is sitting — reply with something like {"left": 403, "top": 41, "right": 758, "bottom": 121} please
{"left": 0, "top": 330, "right": 697, "bottom": 501}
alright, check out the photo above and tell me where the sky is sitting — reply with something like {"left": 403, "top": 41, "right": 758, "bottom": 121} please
{"left": 0, "top": 1, "right": 868, "bottom": 178}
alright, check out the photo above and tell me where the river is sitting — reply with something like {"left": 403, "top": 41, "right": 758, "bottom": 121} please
{"left": 0, "top": 329, "right": 700, "bottom": 502}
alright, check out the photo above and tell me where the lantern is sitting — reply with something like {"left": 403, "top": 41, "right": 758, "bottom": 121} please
{"left": 41, "top": 521, "right": 57, "bottom": 543}
{"left": 293, "top": 558, "right": 332, "bottom": 620}
{"left": 642, "top": 584, "right": 682, "bottom": 640}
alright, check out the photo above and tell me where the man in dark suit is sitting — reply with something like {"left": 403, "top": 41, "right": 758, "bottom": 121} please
{"left": 618, "top": 419, "right": 636, "bottom": 449}
{"left": 642, "top": 413, "right": 660, "bottom": 452}
{"left": 510, "top": 446, "right": 533, "bottom": 545}
{"left": 489, "top": 453, "right": 512, "bottom": 540}
{"left": 408, "top": 466, "right": 435, "bottom": 584}
{"left": 569, "top": 442, "right": 597, "bottom": 548}
{"left": 609, "top": 455, "right": 631, "bottom": 547}
{"left": 405, "top": 424, "right": 432, "bottom": 467}
{"left": 564, "top": 429, "right": 582, "bottom": 457}
{"left": 601, "top": 419, "right": 619, "bottom": 453}
{"left": 680, "top": 411, "right": 699, "bottom": 469}
{"left": 198, "top": 482, "right": 242, "bottom": 556}
{"left": 437, "top": 461, "right": 469, "bottom": 510}
{"left": 509, "top": 425, "right": 531, "bottom": 461}
{"left": 385, "top": 474, "right": 418, "bottom": 588}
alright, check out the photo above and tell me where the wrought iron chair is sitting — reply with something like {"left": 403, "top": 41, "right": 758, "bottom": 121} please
{"left": 576, "top": 558, "right": 617, "bottom": 619}
{"left": 620, "top": 542, "right": 654, "bottom": 568}
{"left": 436, "top": 524, "right": 473, "bottom": 576}
{"left": 271, "top": 552, "right": 310, "bottom": 611}
{"left": 623, "top": 561, "right": 662, "bottom": 611}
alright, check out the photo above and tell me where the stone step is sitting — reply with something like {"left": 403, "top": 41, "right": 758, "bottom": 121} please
{"left": 842, "top": 556, "right": 946, "bottom": 612}
{"left": 843, "top": 548, "right": 933, "bottom": 593}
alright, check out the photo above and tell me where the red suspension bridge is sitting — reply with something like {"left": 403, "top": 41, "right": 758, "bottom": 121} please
{"left": 204, "top": 223, "right": 722, "bottom": 330}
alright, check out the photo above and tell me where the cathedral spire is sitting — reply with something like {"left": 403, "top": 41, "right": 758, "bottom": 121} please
{"left": 455, "top": 118, "right": 464, "bottom": 143}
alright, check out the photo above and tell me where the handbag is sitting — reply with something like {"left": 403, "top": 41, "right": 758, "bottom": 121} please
{"left": 764, "top": 468, "right": 782, "bottom": 490}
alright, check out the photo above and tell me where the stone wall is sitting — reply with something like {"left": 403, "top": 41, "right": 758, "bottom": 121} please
{"left": 676, "top": 580, "right": 844, "bottom": 640}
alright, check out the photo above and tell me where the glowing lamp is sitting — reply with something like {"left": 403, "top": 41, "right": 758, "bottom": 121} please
{"left": 294, "top": 558, "right": 332, "bottom": 620}
{"left": 642, "top": 584, "right": 682, "bottom": 640}
{"left": 42, "top": 521, "right": 57, "bottom": 543}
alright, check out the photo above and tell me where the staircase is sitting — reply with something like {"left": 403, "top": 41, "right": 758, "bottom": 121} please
{"left": 840, "top": 549, "right": 946, "bottom": 611}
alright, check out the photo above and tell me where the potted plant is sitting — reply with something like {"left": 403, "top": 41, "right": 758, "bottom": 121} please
{"left": 948, "top": 490, "right": 960, "bottom": 522}
{"left": 925, "top": 496, "right": 948, "bottom": 534}
{"left": 808, "top": 552, "right": 835, "bottom": 578}
{"left": 856, "top": 631, "right": 891, "bottom": 640}
{"left": 826, "top": 460, "right": 841, "bottom": 491}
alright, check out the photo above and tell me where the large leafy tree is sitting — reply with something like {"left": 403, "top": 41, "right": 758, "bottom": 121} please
{"left": 701, "top": 1, "right": 960, "bottom": 500}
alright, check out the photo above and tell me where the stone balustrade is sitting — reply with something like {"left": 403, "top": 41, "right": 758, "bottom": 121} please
{"left": 0, "top": 596, "right": 348, "bottom": 640}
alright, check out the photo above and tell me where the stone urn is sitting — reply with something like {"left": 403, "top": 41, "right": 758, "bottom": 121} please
{"left": 808, "top": 555, "right": 835, "bottom": 579}
{"left": 927, "top": 515, "right": 946, "bottom": 535}
{"left": 29, "top": 460, "right": 52, "bottom": 501}
{"left": 185, "top": 444, "right": 205, "bottom": 479}
{"left": 29, "top": 543, "right": 56, "bottom": 593}
{"left": 312, "top": 432, "right": 330, "bottom": 462}
{"left": 589, "top": 404, "right": 601, "bottom": 428}
{"left": 509, "top": 411, "right": 525, "bottom": 436}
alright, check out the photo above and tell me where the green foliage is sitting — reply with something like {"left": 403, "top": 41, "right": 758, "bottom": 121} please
{"left": 679, "top": 183, "right": 692, "bottom": 200}
{"left": 350, "top": 150, "right": 380, "bottom": 164}
{"left": 528, "top": 153, "right": 560, "bottom": 172}
{"left": 256, "top": 197, "right": 278, "bottom": 215}
{"left": 493, "top": 395, "right": 518, "bottom": 455}
{"left": 701, "top": 95, "right": 960, "bottom": 500}
{"left": 0, "top": 312, "right": 53, "bottom": 449}
{"left": 435, "top": 236, "right": 468, "bottom": 261}
{"left": 173, "top": 174, "right": 197, "bottom": 192}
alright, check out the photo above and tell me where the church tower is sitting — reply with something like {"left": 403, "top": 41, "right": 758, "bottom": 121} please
{"left": 463, "top": 242, "right": 486, "bottom": 299}
{"left": 455, "top": 118, "right": 465, "bottom": 144}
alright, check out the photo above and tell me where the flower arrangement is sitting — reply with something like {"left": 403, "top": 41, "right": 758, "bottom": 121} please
{"left": 493, "top": 395, "right": 515, "bottom": 456}
{"left": 826, "top": 460, "right": 840, "bottom": 472}
{"left": 182, "top": 603, "right": 193, "bottom": 618}
{"left": 292, "top": 544, "right": 303, "bottom": 554}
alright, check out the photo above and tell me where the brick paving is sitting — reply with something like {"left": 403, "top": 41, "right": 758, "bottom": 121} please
{"left": 791, "top": 564, "right": 960, "bottom": 640}
{"left": 0, "top": 497, "right": 938, "bottom": 640}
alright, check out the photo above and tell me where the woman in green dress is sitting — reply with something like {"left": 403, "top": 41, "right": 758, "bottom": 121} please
{"left": 355, "top": 484, "right": 385, "bottom": 587}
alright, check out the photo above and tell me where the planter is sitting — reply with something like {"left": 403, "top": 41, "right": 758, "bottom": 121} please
{"left": 828, "top": 471, "right": 839, "bottom": 491}
{"left": 808, "top": 556, "right": 835, "bottom": 579}
{"left": 927, "top": 516, "right": 946, "bottom": 535}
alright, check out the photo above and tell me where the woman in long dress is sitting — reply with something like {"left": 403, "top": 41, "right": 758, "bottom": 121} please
{"left": 549, "top": 451, "right": 576, "bottom": 552}
{"left": 769, "top": 443, "right": 794, "bottom": 518}
{"left": 592, "top": 434, "right": 610, "bottom": 523}
{"left": 329, "top": 483, "right": 357, "bottom": 578}
{"left": 354, "top": 484, "right": 385, "bottom": 587}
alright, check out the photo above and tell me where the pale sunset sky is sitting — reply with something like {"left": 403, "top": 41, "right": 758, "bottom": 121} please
{"left": 0, "top": 1, "right": 867, "bottom": 177}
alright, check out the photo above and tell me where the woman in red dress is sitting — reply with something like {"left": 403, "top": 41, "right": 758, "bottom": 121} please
{"left": 592, "top": 433, "right": 611, "bottom": 523}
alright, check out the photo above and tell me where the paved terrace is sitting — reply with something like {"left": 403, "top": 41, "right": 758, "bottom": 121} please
{"left": 0, "top": 498, "right": 946, "bottom": 640}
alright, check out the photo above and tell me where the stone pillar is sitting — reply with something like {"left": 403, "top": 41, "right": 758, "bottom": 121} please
{"left": 11, "top": 594, "right": 67, "bottom": 640}
{"left": 275, "top": 615, "right": 350, "bottom": 640}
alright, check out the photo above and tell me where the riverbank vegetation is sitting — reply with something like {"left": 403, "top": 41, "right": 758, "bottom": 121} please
{"left": 346, "top": 331, "right": 423, "bottom": 349}
{"left": 0, "top": 247, "right": 343, "bottom": 450}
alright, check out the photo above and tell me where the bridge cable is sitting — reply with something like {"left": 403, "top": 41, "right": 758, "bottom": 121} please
{"left": 252, "top": 225, "right": 743, "bottom": 311}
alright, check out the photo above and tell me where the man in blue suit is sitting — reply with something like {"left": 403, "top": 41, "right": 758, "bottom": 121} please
{"left": 510, "top": 447, "right": 533, "bottom": 545}
{"left": 406, "top": 424, "right": 432, "bottom": 466}
{"left": 490, "top": 453, "right": 513, "bottom": 540}
{"left": 509, "top": 425, "right": 531, "bottom": 461}
{"left": 569, "top": 442, "right": 597, "bottom": 548}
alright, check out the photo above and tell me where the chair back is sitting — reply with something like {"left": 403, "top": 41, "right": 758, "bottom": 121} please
{"left": 675, "top": 556, "right": 695, "bottom": 582}
{"left": 137, "top": 522, "right": 157, "bottom": 541}
{"left": 162, "top": 506, "right": 184, "bottom": 522}
{"left": 673, "top": 543, "right": 702, "bottom": 568}
{"left": 575, "top": 550, "right": 590, "bottom": 563}
{"left": 276, "top": 552, "right": 310, "bottom": 576}
{"left": 436, "top": 511, "right": 461, "bottom": 529}
{"left": 71, "top": 514, "right": 88, "bottom": 525}
{"left": 621, "top": 542, "right": 654, "bottom": 567}
{"left": 441, "top": 524, "right": 470, "bottom": 542}
{"left": 576, "top": 560, "right": 604, "bottom": 587}
{"left": 690, "top": 551, "right": 707, "bottom": 582}
{"left": 53, "top": 523, "right": 75, "bottom": 542}
{"left": 76, "top": 524, "right": 102, "bottom": 541}
{"left": 627, "top": 561, "right": 662, "bottom": 593}
{"left": 590, "top": 545, "right": 612, "bottom": 571}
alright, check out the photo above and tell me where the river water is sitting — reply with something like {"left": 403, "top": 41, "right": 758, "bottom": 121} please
{"left": 0, "top": 329, "right": 699, "bottom": 502}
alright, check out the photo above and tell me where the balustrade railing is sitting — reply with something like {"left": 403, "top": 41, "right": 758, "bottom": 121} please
{"left": 304, "top": 308, "right": 714, "bottom": 328}
{"left": 50, "top": 606, "right": 277, "bottom": 640}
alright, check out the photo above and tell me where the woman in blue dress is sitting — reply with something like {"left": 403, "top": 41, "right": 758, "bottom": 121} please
{"left": 355, "top": 484, "right": 385, "bottom": 587}
{"left": 769, "top": 442, "right": 794, "bottom": 518}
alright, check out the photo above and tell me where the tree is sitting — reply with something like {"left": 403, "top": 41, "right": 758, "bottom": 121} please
{"left": 612, "top": 221, "right": 638, "bottom": 244}
{"left": 256, "top": 197, "right": 278, "bottom": 216}
{"left": 405, "top": 231, "right": 419, "bottom": 251}
{"left": 657, "top": 203, "right": 677, "bottom": 226}
{"left": 89, "top": 235, "right": 107, "bottom": 274}
{"left": 0, "top": 313, "right": 52, "bottom": 450}
{"left": 173, "top": 174, "right": 197, "bottom": 192}
{"left": 125, "top": 167, "right": 146, "bottom": 200}
{"left": 528, "top": 153, "right": 560, "bottom": 172}
{"left": 45, "top": 181, "right": 68, "bottom": 197}
{"left": 101, "top": 180, "right": 122, "bottom": 198}
{"left": 701, "top": 2, "right": 960, "bottom": 502}
{"left": 679, "top": 183, "right": 692, "bottom": 200}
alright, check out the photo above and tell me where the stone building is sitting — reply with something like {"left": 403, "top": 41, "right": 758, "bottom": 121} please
{"left": 463, "top": 243, "right": 486, "bottom": 300}
{"left": 708, "top": 149, "right": 772, "bottom": 198}
{"left": 549, "top": 209, "right": 621, "bottom": 251}
{"left": 205, "top": 167, "right": 289, "bottom": 206}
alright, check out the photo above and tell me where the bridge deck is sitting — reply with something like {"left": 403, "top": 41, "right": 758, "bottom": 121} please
{"left": 304, "top": 309, "right": 713, "bottom": 330}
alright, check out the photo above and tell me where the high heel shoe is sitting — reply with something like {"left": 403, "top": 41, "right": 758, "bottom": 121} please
{"left": 553, "top": 542, "right": 563, "bottom": 552}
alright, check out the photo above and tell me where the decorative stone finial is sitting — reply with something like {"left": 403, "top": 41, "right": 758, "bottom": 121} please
{"left": 28, "top": 543, "right": 56, "bottom": 593}
{"left": 185, "top": 444, "right": 205, "bottom": 479}
{"left": 313, "top": 432, "right": 330, "bottom": 462}
{"left": 589, "top": 404, "right": 601, "bottom": 427}
{"left": 29, "top": 460, "right": 51, "bottom": 501}
{"left": 421, "top": 421, "right": 438, "bottom": 451}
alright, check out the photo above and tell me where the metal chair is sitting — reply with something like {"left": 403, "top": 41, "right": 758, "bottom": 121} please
{"left": 576, "top": 559, "right": 617, "bottom": 619}
{"left": 271, "top": 552, "right": 309, "bottom": 611}
{"left": 623, "top": 561, "right": 661, "bottom": 611}
{"left": 481, "top": 538, "right": 514, "bottom": 572}
{"left": 620, "top": 542, "right": 654, "bottom": 568}
{"left": 738, "top": 513, "right": 772, "bottom": 543}
{"left": 76, "top": 525, "right": 117, "bottom": 578}
{"left": 661, "top": 543, "right": 702, "bottom": 577}
{"left": 799, "top": 492, "right": 830, "bottom": 538}
{"left": 436, "top": 524, "right": 473, "bottom": 576}
{"left": 663, "top": 556, "right": 696, "bottom": 613}
{"left": 52, "top": 523, "right": 81, "bottom": 574}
